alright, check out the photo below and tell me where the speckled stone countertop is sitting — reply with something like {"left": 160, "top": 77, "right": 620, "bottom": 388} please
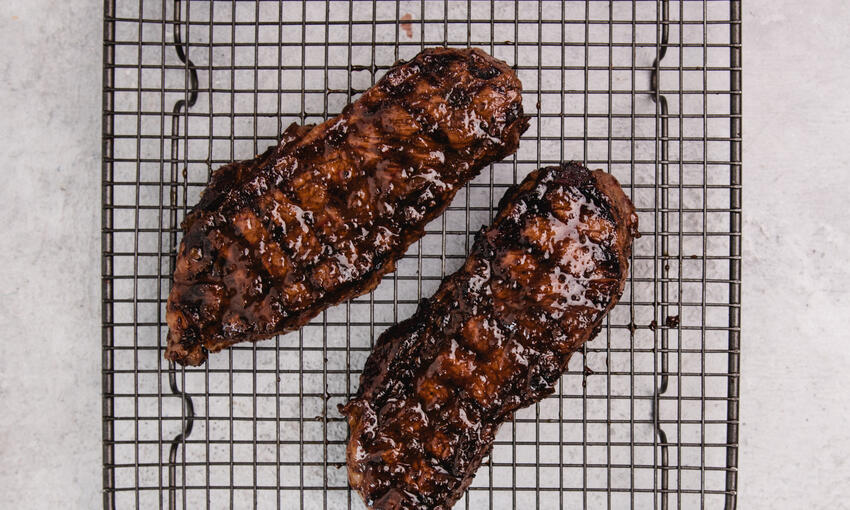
{"left": 0, "top": 1, "right": 848, "bottom": 508}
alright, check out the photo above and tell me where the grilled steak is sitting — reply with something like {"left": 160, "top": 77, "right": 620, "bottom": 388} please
{"left": 165, "top": 47, "right": 529, "bottom": 365}
{"left": 341, "top": 163, "right": 638, "bottom": 510}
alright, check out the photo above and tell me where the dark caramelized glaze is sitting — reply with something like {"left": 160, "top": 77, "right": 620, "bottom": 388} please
{"left": 165, "top": 47, "right": 529, "bottom": 365}
{"left": 341, "top": 163, "right": 638, "bottom": 510}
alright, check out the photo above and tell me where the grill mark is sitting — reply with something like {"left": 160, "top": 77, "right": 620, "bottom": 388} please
{"left": 254, "top": 191, "right": 325, "bottom": 304}
{"left": 231, "top": 208, "right": 293, "bottom": 283}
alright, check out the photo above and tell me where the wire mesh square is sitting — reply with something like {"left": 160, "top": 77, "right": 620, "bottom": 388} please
{"left": 102, "top": 1, "right": 741, "bottom": 508}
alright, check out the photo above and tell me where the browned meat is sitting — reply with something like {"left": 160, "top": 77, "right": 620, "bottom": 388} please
{"left": 165, "top": 47, "right": 529, "bottom": 365}
{"left": 340, "top": 163, "right": 638, "bottom": 510}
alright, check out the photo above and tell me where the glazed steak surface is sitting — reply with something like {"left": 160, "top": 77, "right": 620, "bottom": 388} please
{"left": 165, "top": 47, "right": 529, "bottom": 365}
{"left": 341, "top": 163, "right": 638, "bottom": 510}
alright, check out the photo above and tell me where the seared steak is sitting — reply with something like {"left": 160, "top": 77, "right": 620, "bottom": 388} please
{"left": 341, "top": 163, "right": 638, "bottom": 509}
{"left": 166, "top": 47, "right": 529, "bottom": 365}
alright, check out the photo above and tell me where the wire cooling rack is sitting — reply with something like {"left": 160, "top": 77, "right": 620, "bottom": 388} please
{"left": 102, "top": 1, "right": 740, "bottom": 508}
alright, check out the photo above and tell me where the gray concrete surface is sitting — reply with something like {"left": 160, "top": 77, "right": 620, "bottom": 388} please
{"left": 0, "top": 1, "right": 102, "bottom": 509}
{"left": 741, "top": 1, "right": 850, "bottom": 507}
{"left": 0, "top": 1, "right": 848, "bottom": 508}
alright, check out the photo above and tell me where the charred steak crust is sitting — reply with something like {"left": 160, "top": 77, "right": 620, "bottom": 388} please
{"left": 341, "top": 163, "right": 638, "bottom": 510}
{"left": 165, "top": 47, "right": 529, "bottom": 365}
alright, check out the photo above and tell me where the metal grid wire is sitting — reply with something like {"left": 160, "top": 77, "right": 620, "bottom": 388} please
{"left": 101, "top": 1, "right": 741, "bottom": 508}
